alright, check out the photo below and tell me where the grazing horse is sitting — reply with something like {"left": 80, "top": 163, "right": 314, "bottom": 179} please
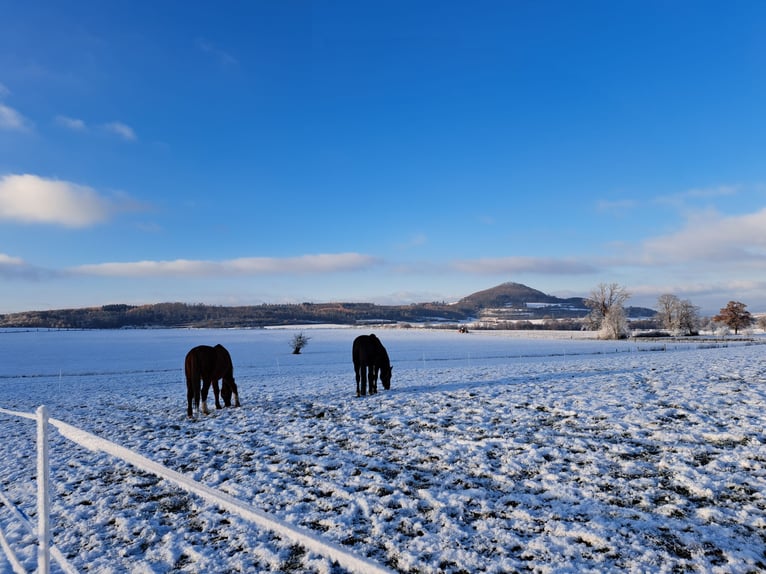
{"left": 352, "top": 334, "right": 392, "bottom": 396}
{"left": 184, "top": 344, "right": 240, "bottom": 418}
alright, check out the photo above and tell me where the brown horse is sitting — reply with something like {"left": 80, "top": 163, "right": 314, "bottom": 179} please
{"left": 352, "top": 334, "right": 392, "bottom": 396}
{"left": 184, "top": 344, "right": 240, "bottom": 418}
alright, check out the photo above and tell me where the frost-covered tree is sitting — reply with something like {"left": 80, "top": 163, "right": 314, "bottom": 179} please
{"left": 656, "top": 294, "right": 678, "bottom": 331}
{"left": 655, "top": 294, "right": 700, "bottom": 336}
{"left": 584, "top": 283, "right": 630, "bottom": 339}
{"left": 713, "top": 301, "right": 753, "bottom": 335}
{"left": 602, "top": 305, "right": 629, "bottom": 340}
{"left": 677, "top": 299, "right": 701, "bottom": 336}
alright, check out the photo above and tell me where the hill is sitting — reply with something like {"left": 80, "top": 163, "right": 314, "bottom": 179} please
{"left": 0, "top": 283, "right": 656, "bottom": 329}
{"left": 453, "top": 282, "right": 589, "bottom": 315}
{"left": 455, "top": 282, "right": 654, "bottom": 321}
{"left": 454, "top": 282, "right": 558, "bottom": 311}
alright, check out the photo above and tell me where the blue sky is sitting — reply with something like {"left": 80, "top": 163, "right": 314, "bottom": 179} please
{"left": 1, "top": 1, "right": 765, "bottom": 315}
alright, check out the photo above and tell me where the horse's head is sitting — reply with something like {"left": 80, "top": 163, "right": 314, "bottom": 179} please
{"left": 221, "top": 377, "right": 239, "bottom": 407}
{"left": 381, "top": 365, "right": 392, "bottom": 390}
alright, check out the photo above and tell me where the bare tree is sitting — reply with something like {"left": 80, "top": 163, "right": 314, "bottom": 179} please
{"left": 656, "top": 294, "right": 678, "bottom": 331}
{"left": 584, "top": 283, "right": 630, "bottom": 339}
{"left": 290, "top": 332, "right": 311, "bottom": 354}
{"left": 655, "top": 294, "right": 700, "bottom": 336}
{"left": 713, "top": 301, "right": 753, "bottom": 335}
{"left": 677, "top": 299, "right": 701, "bottom": 335}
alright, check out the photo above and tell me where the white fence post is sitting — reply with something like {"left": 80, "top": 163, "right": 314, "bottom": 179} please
{"left": 36, "top": 406, "right": 50, "bottom": 574}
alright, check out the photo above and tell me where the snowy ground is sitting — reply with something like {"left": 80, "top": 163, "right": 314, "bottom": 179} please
{"left": 1, "top": 327, "right": 766, "bottom": 573}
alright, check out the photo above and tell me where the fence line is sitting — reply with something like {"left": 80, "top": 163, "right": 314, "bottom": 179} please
{"left": 0, "top": 407, "right": 78, "bottom": 574}
{"left": 0, "top": 524, "right": 25, "bottom": 574}
{"left": 0, "top": 406, "right": 393, "bottom": 574}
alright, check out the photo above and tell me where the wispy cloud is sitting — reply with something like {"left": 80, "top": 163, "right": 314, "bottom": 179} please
{"left": 597, "top": 184, "right": 743, "bottom": 217}
{"left": 197, "top": 38, "right": 238, "bottom": 67}
{"left": 0, "top": 84, "right": 32, "bottom": 131}
{"left": 629, "top": 280, "right": 764, "bottom": 299}
{"left": 451, "top": 256, "right": 598, "bottom": 275}
{"left": 0, "top": 253, "right": 56, "bottom": 281}
{"left": 596, "top": 198, "right": 638, "bottom": 215}
{"left": 0, "top": 103, "right": 31, "bottom": 131}
{"left": 0, "top": 174, "right": 130, "bottom": 227}
{"left": 103, "top": 121, "right": 137, "bottom": 141}
{"left": 55, "top": 116, "right": 138, "bottom": 141}
{"left": 654, "top": 185, "right": 740, "bottom": 208}
{"left": 397, "top": 233, "right": 428, "bottom": 250}
{"left": 55, "top": 115, "right": 87, "bottom": 131}
{"left": 72, "top": 253, "right": 380, "bottom": 277}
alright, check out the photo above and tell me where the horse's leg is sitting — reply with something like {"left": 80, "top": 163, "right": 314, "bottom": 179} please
{"left": 186, "top": 380, "right": 195, "bottom": 418}
{"left": 201, "top": 379, "right": 211, "bottom": 415}
{"left": 360, "top": 364, "right": 368, "bottom": 396}
{"left": 355, "top": 365, "right": 361, "bottom": 397}
{"left": 363, "top": 364, "right": 375, "bottom": 396}
{"left": 230, "top": 380, "right": 240, "bottom": 407}
{"left": 221, "top": 381, "right": 232, "bottom": 407}
{"left": 370, "top": 366, "right": 378, "bottom": 394}
{"left": 195, "top": 378, "right": 202, "bottom": 418}
{"left": 223, "top": 380, "right": 240, "bottom": 407}
{"left": 212, "top": 379, "right": 222, "bottom": 410}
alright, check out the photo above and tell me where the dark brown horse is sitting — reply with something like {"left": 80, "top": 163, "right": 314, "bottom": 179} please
{"left": 184, "top": 344, "right": 240, "bottom": 418}
{"left": 352, "top": 334, "right": 392, "bottom": 396}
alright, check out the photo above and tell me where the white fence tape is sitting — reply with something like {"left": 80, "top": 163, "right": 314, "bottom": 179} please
{"left": 0, "top": 406, "right": 393, "bottom": 574}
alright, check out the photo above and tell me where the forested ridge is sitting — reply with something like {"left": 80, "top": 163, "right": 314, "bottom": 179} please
{"left": 0, "top": 301, "right": 468, "bottom": 329}
{"left": 0, "top": 283, "right": 657, "bottom": 329}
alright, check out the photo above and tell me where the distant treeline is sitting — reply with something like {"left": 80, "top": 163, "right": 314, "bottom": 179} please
{"left": 0, "top": 302, "right": 469, "bottom": 329}
{"left": 0, "top": 301, "right": 662, "bottom": 331}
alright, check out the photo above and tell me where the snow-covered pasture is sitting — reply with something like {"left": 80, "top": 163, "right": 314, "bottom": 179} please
{"left": 1, "top": 327, "right": 766, "bottom": 573}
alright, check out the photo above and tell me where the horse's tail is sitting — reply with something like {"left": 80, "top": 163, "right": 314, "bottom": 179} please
{"left": 184, "top": 349, "right": 202, "bottom": 417}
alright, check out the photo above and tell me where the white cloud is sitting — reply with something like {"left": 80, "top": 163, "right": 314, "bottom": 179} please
{"left": 103, "top": 121, "right": 137, "bottom": 141}
{"left": 654, "top": 185, "right": 740, "bottom": 208}
{"left": 56, "top": 115, "right": 87, "bottom": 131}
{"left": 681, "top": 185, "right": 740, "bottom": 199}
{"left": 452, "top": 256, "right": 598, "bottom": 275}
{"left": 0, "top": 253, "right": 55, "bottom": 280}
{"left": 0, "top": 253, "right": 24, "bottom": 266}
{"left": 73, "top": 253, "right": 380, "bottom": 277}
{"left": 640, "top": 207, "right": 766, "bottom": 265}
{"left": 625, "top": 279, "right": 766, "bottom": 314}
{"left": 596, "top": 199, "right": 638, "bottom": 215}
{"left": 0, "top": 103, "right": 31, "bottom": 131}
{"left": 0, "top": 174, "right": 113, "bottom": 227}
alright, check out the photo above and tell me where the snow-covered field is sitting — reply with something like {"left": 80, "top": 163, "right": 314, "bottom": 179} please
{"left": 1, "top": 327, "right": 766, "bottom": 573}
